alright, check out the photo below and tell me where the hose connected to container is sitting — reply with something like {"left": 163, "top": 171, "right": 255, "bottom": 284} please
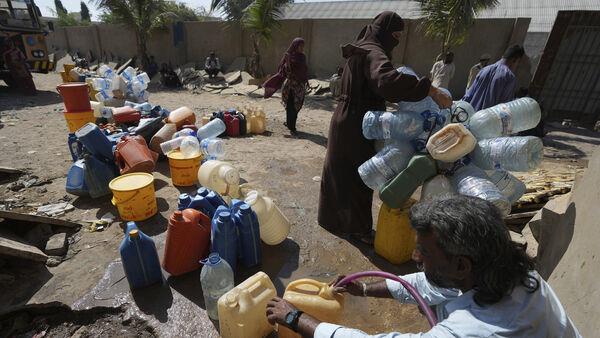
{"left": 334, "top": 271, "right": 438, "bottom": 328}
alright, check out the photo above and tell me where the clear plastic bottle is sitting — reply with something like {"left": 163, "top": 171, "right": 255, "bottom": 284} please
{"left": 134, "top": 102, "right": 152, "bottom": 112}
{"left": 173, "top": 128, "right": 197, "bottom": 139}
{"left": 468, "top": 97, "right": 541, "bottom": 140}
{"left": 97, "top": 65, "right": 115, "bottom": 79}
{"left": 471, "top": 136, "right": 543, "bottom": 172}
{"left": 121, "top": 66, "right": 136, "bottom": 82}
{"left": 91, "top": 78, "right": 112, "bottom": 91}
{"left": 201, "top": 138, "right": 225, "bottom": 160}
{"left": 358, "top": 141, "right": 415, "bottom": 191}
{"left": 487, "top": 169, "right": 526, "bottom": 204}
{"left": 95, "top": 90, "right": 111, "bottom": 102}
{"left": 421, "top": 174, "right": 456, "bottom": 200}
{"left": 451, "top": 164, "right": 511, "bottom": 216}
{"left": 180, "top": 136, "right": 201, "bottom": 158}
{"left": 197, "top": 118, "right": 227, "bottom": 141}
{"left": 160, "top": 136, "right": 185, "bottom": 155}
{"left": 362, "top": 111, "right": 425, "bottom": 141}
{"left": 445, "top": 100, "right": 475, "bottom": 125}
{"left": 135, "top": 73, "right": 150, "bottom": 89}
{"left": 200, "top": 253, "right": 234, "bottom": 320}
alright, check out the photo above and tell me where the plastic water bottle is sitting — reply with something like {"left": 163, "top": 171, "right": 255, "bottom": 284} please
{"left": 173, "top": 128, "right": 197, "bottom": 139}
{"left": 121, "top": 66, "right": 136, "bottom": 82}
{"left": 130, "top": 79, "right": 146, "bottom": 93}
{"left": 134, "top": 102, "right": 152, "bottom": 112}
{"left": 421, "top": 175, "right": 456, "bottom": 200}
{"left": 445, "top": 100, "right": 475, "bottom": 125}
{"left": 95, "top": 90, "right": 111, "bottom": 102}
{"left": 200, "top": 138, "right": 225, "bottom": 160}
{"left": 451, "top": 164, "right": 511, "bottom": 216}
{"left": 160, "top": 136, "right": 185, "bottom": 155}
{"left": 200, "top": 253, "right": 234, "bottom": 320}
{"left": 91, "top": 78, "right": 112, "bottom": 91}
{"left": 362, "top": 111, "right": 425, "bottom": 141}
{"left": 471, "top": 136, "right": 543, "bottom": 172}
{"left": 180, "top": 136, "right": 201, "bottom": 158}
{"left": 397, "top": 96, "right": 440, "bottom": 115}
{"left": 487, "top": 169, "right": 526, "bottom": 204}
{"left": 135, "top": 73, "right": 150, "bottom": 89}
{"left": 358, "top": 141, "right": 415, "bottom": 191}
{"left": 468, "top": 98, "right": 542, "bottom": 140}
{"left": 197, "top": 118, "right": 227, "bottom": 141}
{"left": 97, "top": 65, "right": 115, "bottom": 79}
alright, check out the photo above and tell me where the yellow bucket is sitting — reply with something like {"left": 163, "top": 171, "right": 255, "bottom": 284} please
{"left": 63, "top": 111, "right": 95, "bottom": 132}
{"left": 109, "top": 173, "right": 157, "bottom": 221}
{"left": 60, "top": 71, "right": 70, "bottom": 83}
{"left": 167, "top": 150, "right": 203, "bottom": 186}
{"left": 63, "top": 64, "right": 75, "bottom": 73}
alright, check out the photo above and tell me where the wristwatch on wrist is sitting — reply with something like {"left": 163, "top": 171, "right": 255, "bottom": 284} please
{"left": 284, "top": 309, "right": 304, "bottom": 332}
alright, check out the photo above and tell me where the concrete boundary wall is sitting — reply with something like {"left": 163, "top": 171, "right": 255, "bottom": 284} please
{"left": 47, "top": 17, "right": 530, "bottom": 97}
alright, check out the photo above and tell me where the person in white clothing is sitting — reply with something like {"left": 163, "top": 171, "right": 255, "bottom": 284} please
{"left": 466, "top": 53, "right": 491, "bottom": 90}
{"left": 429, "top": 52, "right": 455, "bottom": 89}
{"left": 266, "top": 195, "right": 580, "bottom": 338}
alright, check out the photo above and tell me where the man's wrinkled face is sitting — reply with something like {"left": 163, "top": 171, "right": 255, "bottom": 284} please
{"left": 412, "top": 231, "right": 462, "bottom": 289}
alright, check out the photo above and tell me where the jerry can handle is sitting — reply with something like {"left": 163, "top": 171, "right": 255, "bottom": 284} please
{"left": 286, "top": 279, "right": 330, "bottom": 296}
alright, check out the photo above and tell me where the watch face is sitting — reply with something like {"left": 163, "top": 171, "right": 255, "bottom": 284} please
{"left": 285, "top": 311, "right": 296, "bottom": 325}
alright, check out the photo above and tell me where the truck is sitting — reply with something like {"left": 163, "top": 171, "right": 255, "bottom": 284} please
{"left": 1, "top": 0, "right": 50, "bottom": 86}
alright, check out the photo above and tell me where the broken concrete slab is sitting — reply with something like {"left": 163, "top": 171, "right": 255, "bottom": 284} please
{"left": 528, "top": 193, "right": 572, "bottom": 240}
{"left": 509, "top": 228, "right": 538, "bottom": 259}
{"left": 0, "top": 235, "right": 48, "bottom": 262}
{"left": 225, "top": 71, "right": 242, "bottom": 85}
{"left": 24, "top": 223, "right": 53, "bottom": 249}
{"left": 45, "top": 233, "right": 68, "bottom": 256}
{"left": 37, "top": 203, "right": 75, "bottom": 217}
{"left": 0, "top": 210, "right": 83, "bottom": 229}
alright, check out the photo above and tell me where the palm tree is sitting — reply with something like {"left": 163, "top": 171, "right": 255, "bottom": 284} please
{"left": 94, "top": 0, "right": 174, "bottom": 70}
{"left": 419, "top": 0, "right": 499, "bottom": 53}
{"left": 242, "top": 0, "right": 292, "bottom": 78}
{"left": 210, "top": 0, "right": 254, "bottom": 22}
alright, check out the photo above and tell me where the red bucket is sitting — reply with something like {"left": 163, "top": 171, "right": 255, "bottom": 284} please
{"left": 56, "top": 83, "right": 91, "bottom": 112}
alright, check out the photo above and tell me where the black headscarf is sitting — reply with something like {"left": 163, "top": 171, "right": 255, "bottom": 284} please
{"left": 355, "top": 11, "right": 405, "bottom": 56}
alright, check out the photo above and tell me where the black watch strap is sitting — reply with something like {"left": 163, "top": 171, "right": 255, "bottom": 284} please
{"left": 287, "top": 309, "right": 304, "bottom": 332}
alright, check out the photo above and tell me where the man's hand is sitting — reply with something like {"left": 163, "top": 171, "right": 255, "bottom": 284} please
{"left": 266, "top": 297, "right": 298, "bottom": 327}
{"left": 429, "top": 86, "right": 452, "bottom": 109}
{"left": 330, "top": 275, "right": 365, "bottom": 296}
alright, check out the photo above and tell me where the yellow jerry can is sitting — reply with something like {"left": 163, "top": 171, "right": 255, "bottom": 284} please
{"left": 374, "top": 199, "right": 417, "bottom": 265}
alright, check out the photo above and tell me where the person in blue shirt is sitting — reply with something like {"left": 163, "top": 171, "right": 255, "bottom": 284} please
{"left": 463, "top": 45, "right": 525, "bottom": 111}
{"left": 267, "top": 195, "right": 580, "bottom": 338}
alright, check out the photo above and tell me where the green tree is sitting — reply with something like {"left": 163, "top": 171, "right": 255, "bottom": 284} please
{"left": 94, "top": 0, "right": 176, "bottom": 69}
{"left": 210, "top": 0, "right": 254, "bottom": 22}
{"left": 419, "top": 0, "right": 499, "bottom": 53}
{"left": 81, "top": 1, "right": 92, "bottom": 22}
{"left": 54, "top": 0, "right": 67, "bottom": 15}
{"left": 164, "top": 2, "right": 202, "bottom": 21}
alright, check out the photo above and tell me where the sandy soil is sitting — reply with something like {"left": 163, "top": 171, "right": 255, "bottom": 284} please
{"left": 0, "top": 71, "right": 596, "bottom": 336}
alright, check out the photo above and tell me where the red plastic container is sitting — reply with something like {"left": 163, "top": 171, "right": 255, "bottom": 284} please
{"left": 114, "top": 135, "right": 159, "bottom": 175}
{"left": 112, "top": 106, "right": 141, "bottom": 124}
{"left": 56, "top": 83, "right": 91, "bottom": 112}
{"left": 224, "top": 113, "right": 240, "bottom": 137}
{"left": 162, "top": 209, "right": 211, "bottom": 276}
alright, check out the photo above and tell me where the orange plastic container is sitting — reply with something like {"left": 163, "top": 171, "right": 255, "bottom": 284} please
{"left": 56, "top": 83, "right": 91, "bottom": 112}
{"left": 166, "top": 106, "right": 196, "bottom": 129}
{"left": 162, "top": 209, "right": 211, "bottom": 276}
{"left": 63, "top": 111, "right": 95, "bottom": 132}
{"left": 114, "top": 135, "right": 159, "bottom": 175}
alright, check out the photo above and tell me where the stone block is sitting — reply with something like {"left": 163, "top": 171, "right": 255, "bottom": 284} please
{"left": 44, "top": 233, "right": 68, "bottom": 256}
{"left": 0, "top": 235, "right": 48, "bottom": 262}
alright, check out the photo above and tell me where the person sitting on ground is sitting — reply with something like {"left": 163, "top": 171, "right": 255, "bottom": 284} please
{"left": 204, "top": 51, "right": 221, "bottom": 79}
{"left": 463, "top": 44, "right": 525, "bottom": 111}
{"left": 146, "top": 55, "right": 159, "bottom": 79}
{"left": 466, "top": 53, "right": 491, "bottom": 90}
{"left": 329, "top": 66, "right": 344, "bottom": 99}
{"left": 160, "top": 63, "right": 181, "bottom": 88}
{"left": 267, "top": 195, "right": 581, "bottom": 338}
{"left": 430, "top": 51, "right": 455, "bottom": 89}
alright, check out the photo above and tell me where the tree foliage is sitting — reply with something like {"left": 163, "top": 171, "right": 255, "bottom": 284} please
{"left": 80, "top": 1, "right": 91, "bottom": 22}
{"left": 210, "top": 0, "right": 254, "bottom": 22}
{"left": 164, "top": 2, "right": 203, "bottom": 22}
{"left": 419, "top": 0, "right": 499, "bottom": 52}
{"left": 54, "top": 0, "right": 67, "bottom": 15}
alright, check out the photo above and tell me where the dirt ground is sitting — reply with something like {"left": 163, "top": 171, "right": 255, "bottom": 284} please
{"left": 0, "top": 72, "right": 597, "bottom": 337}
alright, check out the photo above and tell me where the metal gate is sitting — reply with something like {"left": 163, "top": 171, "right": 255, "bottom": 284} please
{"left": 530, "top": 11, "right": 600, "bottom": 126}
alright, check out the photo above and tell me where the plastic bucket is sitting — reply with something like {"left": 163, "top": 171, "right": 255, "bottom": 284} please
{"left": 63, "top": 64, "right": 75, "bottom": 73}
{"left": 57, "top": 83, "right": 91, "bottom": 112}
{"left": 167, "top": 150, "right": 202, "bottom": 186}
{"left": 109, "top": 173, "right": 157, "bottom": 221}
{"left": 63, "top": 111, "right": 95, "bottom": 132}
{"left": 60, "top": 71, "right": 70, "bottom": 83}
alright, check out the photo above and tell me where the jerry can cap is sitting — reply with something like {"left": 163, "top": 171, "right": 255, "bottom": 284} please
{"left": 200, "top": 253, "right": 221, "bottom": 266}
{"left": 129, "top": 229, "right": 139, "bottom": 238}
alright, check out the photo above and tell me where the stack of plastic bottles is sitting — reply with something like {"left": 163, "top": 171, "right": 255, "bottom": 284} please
{"left": 92, "top": 65, "right": 151, "bottom": 103}
{"left": 361, "top": 96, "right": 543, "bottom": 218}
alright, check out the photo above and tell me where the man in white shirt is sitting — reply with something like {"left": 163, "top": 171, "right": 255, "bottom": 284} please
{"left": 466, "top": 53, "right": 491, "bottom": 90}
{"left": 205, "top": 51, "right": 221, "bottom": 79}
{"left": 429, "top": 52, "right": 455, "bottom": 89}
{"left": 266, "top": 195, "right": 580, "bottom": 338}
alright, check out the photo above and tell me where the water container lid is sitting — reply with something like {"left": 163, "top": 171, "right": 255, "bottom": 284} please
{"left": 129, "top": 229, "right": 139, "bottom": 238}
{"left": 239, "top": 204, "right": 251, "bottom": 214}
{"left": 167, "top": 149, "right": 201, "bottom": 160}
{"left": 74, "top": 122, "right": 96, "bottom": 138}
{"left": 197, "top": 187, "right": 209, "bottom": 196}
{"left": 218, "top": 211, "right": 231, "bottom": 221}
{"left": 200, "top": 252, "right": 221, "bottom": 265}
{"left": 109, "top": 173, "right": 154, "bottom": 191}
{"left": 179, "top": 193, "right": 190, "bottom": 200}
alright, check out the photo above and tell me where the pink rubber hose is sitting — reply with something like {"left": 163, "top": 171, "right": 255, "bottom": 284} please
{"left": 335, "top": 271, "right": 438, "bottom": 327}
